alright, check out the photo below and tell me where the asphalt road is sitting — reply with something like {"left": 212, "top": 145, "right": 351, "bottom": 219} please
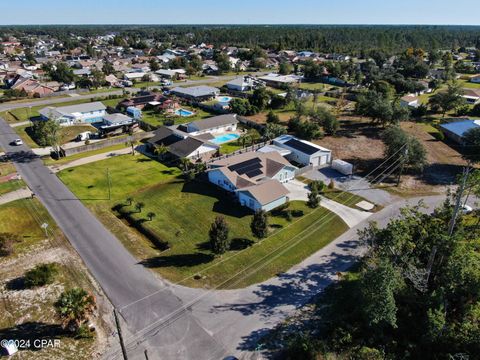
{"left": 0, "top": 117, "right": 226, "bottom": 360}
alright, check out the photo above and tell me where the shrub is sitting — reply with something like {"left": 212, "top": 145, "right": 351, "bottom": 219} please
{"left": 435, "top": 130, "right": 445, "bottom": 141}
{"left": 24, "top": 263, "right": 59, "bottom": 288}
{"left": 307, "top": 191, "right": 320, "bottom": 208}
{"left": 0, "top": 232, "right": 21, "bottom": 256}
{"left": 75, "top": 324, "right": 95, "bottom": 339}
{"left": 328, "top": 179, "right": 335, "bottom": 189}
{"left": 310, "top": 180, "right": 325, "bottom": 193}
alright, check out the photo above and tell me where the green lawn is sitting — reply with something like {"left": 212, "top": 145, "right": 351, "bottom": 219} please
{"left": 298, "top": 82, "right": 327, "bottom": 91}
{"left": 120, "top": 181, "right": 348, "bottom": 288}
{"left": 59, "top": 153, "right": 348, "bottom": 288}
{"left": 43, "top": 143, "right": 129, "bottom": 166}
{"left": 58, "top": 153, "right": 182, "bottom": 201}
{"left": 0, "top": 179, "right": 26, "bottom": 196}
{"left": 0, "top": 162, "right": 17, "bottom": 176}
{"left": 0, "top": 198, "right": 56, "bottom": 255}
{"left": 220, "top": 140, "right": 244, "bottom": 154}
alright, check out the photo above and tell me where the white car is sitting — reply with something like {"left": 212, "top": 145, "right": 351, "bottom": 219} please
{"left": 12, "top": 138, "right": 23, "bottom": 146}
{"left": 461, "top": 204, "right": 473, "bottom": 214}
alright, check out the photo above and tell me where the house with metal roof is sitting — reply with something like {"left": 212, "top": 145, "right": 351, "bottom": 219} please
{"left": 170, "top": 85, "right": 220, "bottom": 102}
{"left": 180, "top": 114, "right": 238, "bottom": 136}
{"left": 208, "top": 151, "right": 297, "bottom": 212}
{"left": 39, "top": 101, "right": 107, "bottom": 125}
{"left": 273, "top": 134, "right": 332, "bottom": 166}
{"left": 439, "top": 119, "right": 480, "bottom": 144}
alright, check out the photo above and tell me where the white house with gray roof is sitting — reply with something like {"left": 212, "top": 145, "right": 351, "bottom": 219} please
{"left": 170, "top": 85, "right": 220, "bottom": 101}
{"left": 39, "top": 101, "right": 107, "bottom": 125}
{"left": 181, "top": 114, "right": 238, "bottom": 136}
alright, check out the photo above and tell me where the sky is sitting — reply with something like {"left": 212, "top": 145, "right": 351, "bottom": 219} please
{"left": 1, "top": 0, "right": 479, "bottom": 25}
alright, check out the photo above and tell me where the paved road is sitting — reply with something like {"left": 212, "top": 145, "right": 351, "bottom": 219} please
{"left": 0, "top": 117, "right": 226, "bottom": 360}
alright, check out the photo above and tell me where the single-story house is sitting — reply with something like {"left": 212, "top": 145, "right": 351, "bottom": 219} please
{"left": 208, "top": 151, "right": 297, "bottom": 212}
{"left": 273, "top": 134, "right": 332, "bottom": 167}
{"left": 39, "top": 102, "right": 107, "bottom": 125}
{"left": 226, "top": 76, "right": 261, "bottom": 92}
{"left": 117, "top": 91, "right": 165, "bottom": 110}
{"left": 155, "top": 69, "right": 186, "bottom": 79}
{"left": 439, "top": 119, "right": 480, "bottom": 144}
{"left": 123, "top": 72, "right": 147, "bottom": 81}
{"left": 178, "top": 114, "right": 238, "bottom": 136}
{"left": 462, "top": 89, "right": 480, "bottom": 105}
{"left": 170, "top": 85, "right": 220, "bottom": 102}
{"left": 9, "top": 76, "right": 55, "bottom": 96}
{"left": 258, "top": 73, "right": 302, "bottom": 88}
{"left": 147, "top": 126, "right": 219, "bottom": 161}
{"left": 73, "top": 68, "right": 91, "bottom": 77}
{"left": 100, "top": 113, "right": 137, "bottom": 134}
{"left": 400, "top": 95, "right": 420, "bottom": 108}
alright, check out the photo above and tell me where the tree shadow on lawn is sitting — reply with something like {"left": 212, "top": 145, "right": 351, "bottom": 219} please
{"left": 139, "top": 252, "right": 214, "bottom": 268}
{"left": 0, "top": 322, "right": 68, "bottom": 354}
{"left": 181, "top": 181, "right": 251, "bottom": 218}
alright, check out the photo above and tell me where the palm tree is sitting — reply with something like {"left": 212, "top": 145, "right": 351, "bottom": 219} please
{"left": 153, "top": 144, "right": 168, "bottom": 160}
{"left": 147, "top": 212, "right": 156, "bottom": 221}
{"left": 126, "top": 139, "right": 138, "bottom": 155}
{"left": 135, "top": 202, "right": 145, "bottom": 213}
{"left": 179, "top": 157, "right": 191, "bottom": 174}
{"left": 55, "top": 288, "right": 96, "bottom": 333}
{"left": 246, "top": 129, "right": 260, "bottom": 146}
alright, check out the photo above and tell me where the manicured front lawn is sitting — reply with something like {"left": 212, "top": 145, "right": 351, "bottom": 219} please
{"left": 58, "top": 153, "right": 182, "bottom": 201}
{"left": 58, "top": 153, "right": 348, "bottom": 288}
{"left": 123, "top": 181, "right": 348, "bottom": 288}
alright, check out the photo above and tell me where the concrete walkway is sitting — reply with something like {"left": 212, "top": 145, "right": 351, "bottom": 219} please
{"left": 0, "top": 187, "right": 32, "bottom": 205}
{"left": 284, "top": 180, "right": 372, "bottom": 228}
{"left": 10, "top": 120, "right": 31, "bottom": 128}
{"left": 49, "top": 147, "right": 133, "bottom": 172}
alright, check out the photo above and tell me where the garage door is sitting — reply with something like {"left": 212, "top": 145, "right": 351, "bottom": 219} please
{"left": 311, "top": 155, "right": 327, "bottom": 166}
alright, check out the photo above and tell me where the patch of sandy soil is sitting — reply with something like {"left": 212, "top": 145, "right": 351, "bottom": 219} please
{"left": 0, "top": 238, "right": 116, "bottom": 359}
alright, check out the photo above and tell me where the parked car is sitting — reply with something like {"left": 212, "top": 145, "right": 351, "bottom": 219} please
{"left": 461, "top": 204, "right": 473, "bottom": 214}
{"left": 11, "top": 138, "right": 23, "bottom": 146}
{"left": 76, "top": 131, "right": 92, "bottom": 141}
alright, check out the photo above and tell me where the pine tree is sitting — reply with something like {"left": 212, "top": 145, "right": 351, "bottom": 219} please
{"left": 209, "top": 216, "right": 230, "bottom": 254}
{"left": 251, "top": 210, "right": 268, "bottom": 239}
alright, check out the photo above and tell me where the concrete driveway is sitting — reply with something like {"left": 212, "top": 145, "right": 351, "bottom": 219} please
{"left": 284, "top": 180, "right": 372, "bottom": 228}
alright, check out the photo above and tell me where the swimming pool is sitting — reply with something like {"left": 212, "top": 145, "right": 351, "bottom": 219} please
{"left": 211, "top": 133, "right": 240, "bottom": 144}
{"left": 217, "top": 96, "right": 232, "bottom": 103}
{"left": 175, "top": 108, "right": 194, "bottom": 117}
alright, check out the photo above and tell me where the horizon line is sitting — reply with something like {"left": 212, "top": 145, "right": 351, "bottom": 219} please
{"left": 0, "top": 23, "right": 479, "bottom": 27}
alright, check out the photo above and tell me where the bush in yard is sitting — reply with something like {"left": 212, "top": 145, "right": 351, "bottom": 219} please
{"left": 266, "top": 110, "right": 280, "bottom": 124}
{"left": 251, "top": 210, "right": 268, "bottom": 239}
{"left": 0, "top": 232, "right": 21, "bottom": 256}
{"left": 55, "top": 288, "right": 96, "bottom": 334}
{"left": 209, "top": 216, "right": 230, "bottom": 254}
{"left": 24, "top": 263, "right": 59, "bottom": 288}
{"left": 328, "top": 179, "right": 335, "bottom": 189}
{"left": 310, "top": 180, "right": 325, "bottom": 193}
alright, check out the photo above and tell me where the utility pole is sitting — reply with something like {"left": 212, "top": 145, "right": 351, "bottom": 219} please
{"left": 113, "top": 309, "right": 128, "bottom": 360}
{"left": 448, "top": 167, "right": 470, "bottom": 236}
{"left": 107, "top": 168, "right": 111, "bottom": 200}
{"left": 396, "top": 147, "right": 408, "bottom": 186}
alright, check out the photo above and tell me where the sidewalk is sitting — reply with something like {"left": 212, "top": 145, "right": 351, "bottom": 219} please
{"left": 0, "top": 187, "right": 32, "bottom": 205}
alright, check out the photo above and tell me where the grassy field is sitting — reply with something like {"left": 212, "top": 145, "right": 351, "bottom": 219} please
{"left": 0, "top": 198, "right": 56, "bottom": 255}
{"left": 58, "top": 153, "right": 348, "bottom": 288}
{"left": 58, "top": 153, "right": 182, "bottom": 201}
{"left": 0, "top": 162, "right": 17, "bottom": 176}
{"left": 14, "top": 124, "right": 96, "bottom": 148}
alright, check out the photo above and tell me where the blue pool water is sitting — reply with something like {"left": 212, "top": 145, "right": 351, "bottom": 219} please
{"left": 217, "top": 96, "right": 232, "bottom": 103}
{"left": 175, "top": 108, "right": 194, "bottom": 117}
{"left": 211, "top": 133, "right": 240, "bottom": 144}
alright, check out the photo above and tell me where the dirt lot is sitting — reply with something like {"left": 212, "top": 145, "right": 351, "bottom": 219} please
{"left": 314, "top": 116, "right": 386, "bottom": 174}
